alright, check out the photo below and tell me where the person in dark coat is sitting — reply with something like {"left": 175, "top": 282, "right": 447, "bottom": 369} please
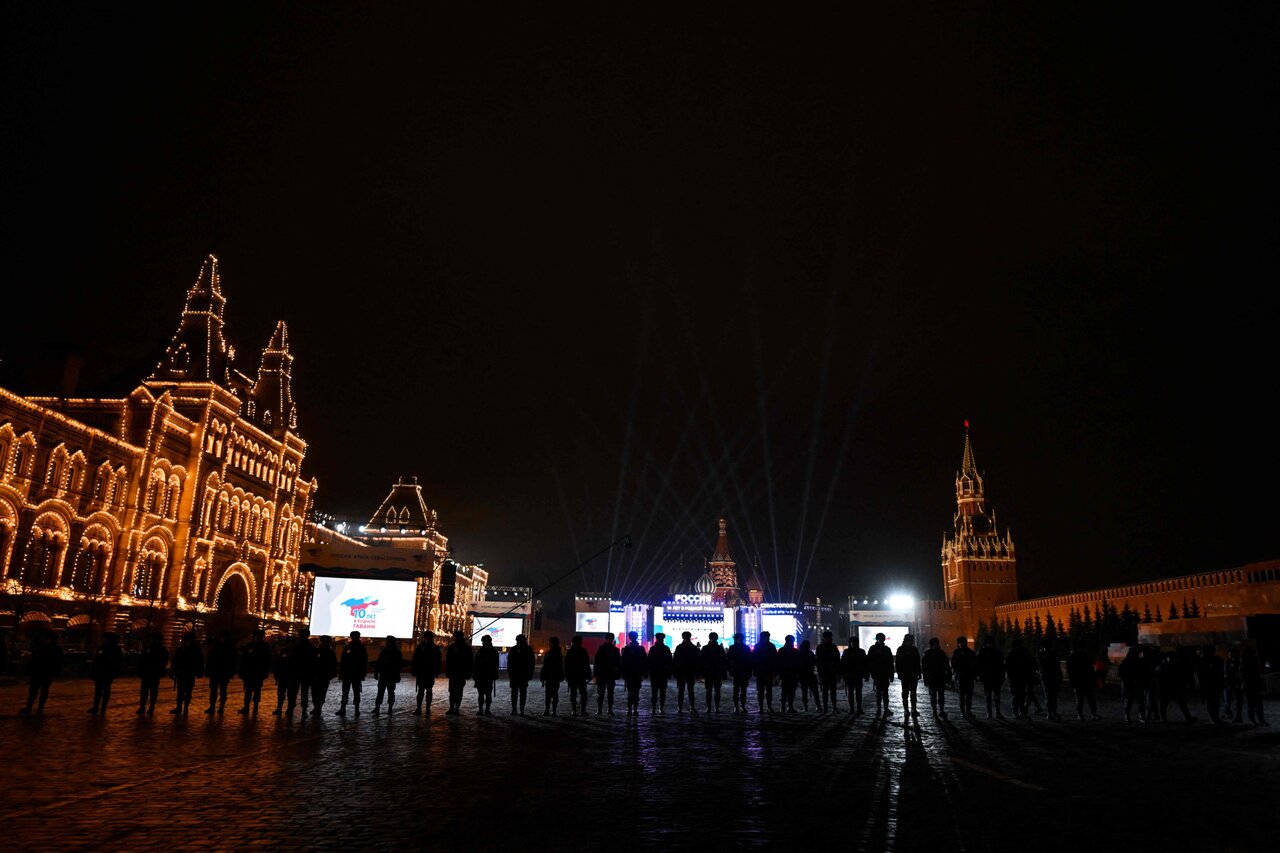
{"left": 1065, "top": 642, "right": 1101, "bottom": 720}
{"left": 170, "top": 631, "right": 204, "bottom": 715}
{"left": 1118, "top": 645, "right": 1146, "bottom": 723}
{"left": 337, "top": 630, "right": 368, "bottom": 717}
{"left": 1241, "top": 645, "right": 1269, "bottom": 726}
{"left": 866, "top": 632, "right": 895, "bottom": 718}
{"left": 672, "top": 631, "right": 701, "bottom": 713}
{"left": 1036, "top": 640, "right": 1064, "bottom": 721}
{"left": 507, "top": 633, "right": 537, "bottom": 715}
{"left": 136, "top": 633, "right": 169, "bottom": 716}
{"left": 285, "top": 628, "right": 318, "bottom": 719}
{"left": 1139, "top": 645, "right": 1162, "bottom": 722}
{"left": 951, "top": 636, "right": 977, "bottom": 718}
{"left": 373, "top": 635, "right": 403, "bottom": 715}
{"left": 444, "top": 630, "right": 473, "bottom": 716}
{"left": 777, "top": 635, "right": 799, "bottom": 713}
{"left": 271, "top": 635, "right": 294, "bottom": 716}
{"left": 727, "top": 633, "right": 753, "bottom": 714}
{"left": 619, "top": 631, "right": 648, "bottom": 716}
{"left": 472, "top": 634, "right": 499, "bottom": 715}
{"left": 312, "top": 635, "right": 338, "bottom": 715}
{"left": 976, "top": 635, "right": 1006, "bottom": 719}
{"left": 19, "top": 632, "right": 64, "bottom": 716}
{"left": 1005, "top": 636, "right": 1035, "bottom": 720}
{"left": 840, "top": 635, "right": 869, "bottom": 715}
{"left": 647, "top": 633, "right": 674, "bottom": 714}
{"left": 204, "top": 630, "right": 238, "bottom": 715}
{"left": 1224, "top": 647, "right": 1244, "bottom": 723}
{"left": 815, "top": 631, "right": 841, "bottom": 713}
{"left": 593, "top": 633, "right": 621, "bottom": 715}
{"left": 702, "top": 631, "right": 729, "bottom": 713}
{"left": 410, "top": 630, "right": 442, "bottom": 715}
{"left": 895, "top": 634, "right": 922, "bottom": 720}
{"left": 88, "top": 632, "right": 123, "bottom": 716}
{"left": 1196, "top": 647, "right": 1226, "bottom": 725}
{"left": 921, "top": 637, "right": 952, "bottom": 719}
{"left": 238, "top": 628, "right": 272, "bottom": 715}
{"left": 565, "top": 635, "right": 592, "bottom": 716}
{"left": 1155, "top": 651, "right": 1195, "bottom": 723}
{"left": 797, "top": 639, "right": 820, "bottom": 711}
{"left": 538, "top": 636, "right": 564, "bottom": 716}
{"left": 753, "top": 631, "right": 779, "bottom": 713}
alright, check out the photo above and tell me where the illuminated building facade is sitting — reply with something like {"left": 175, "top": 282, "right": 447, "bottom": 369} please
{"left": 918, "top": 425, "right": 1280, "bottom": 658}
{"left": 0, "top": 255, "right": 315, "bottom": 645}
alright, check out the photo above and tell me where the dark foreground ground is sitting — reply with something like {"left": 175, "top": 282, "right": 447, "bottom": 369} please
{"left": 0, "top": 676, "right": 1275, "bottom": 852}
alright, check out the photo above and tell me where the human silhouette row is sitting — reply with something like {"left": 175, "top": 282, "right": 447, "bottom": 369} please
{"left": 11, "top": 626, "right": 1271, "bottom": 727}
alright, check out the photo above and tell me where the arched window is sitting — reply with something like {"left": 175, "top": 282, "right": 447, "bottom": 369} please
{"left": 167, "top": 477, "right": 181, "bottom": 519}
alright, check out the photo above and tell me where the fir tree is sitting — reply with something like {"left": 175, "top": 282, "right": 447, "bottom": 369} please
{"left": 1142, "top": 603, "right": 1153, "bottom": 624}
{"left": 1188, "top": 598, "right": 1200, "bottom": 618}
{"left": 1168, "top": 602, "right": 1179, "bottom": 620}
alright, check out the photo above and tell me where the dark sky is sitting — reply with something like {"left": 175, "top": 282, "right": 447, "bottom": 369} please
{"left": 3, "top": 4, "right": 1277, "bottom": 617}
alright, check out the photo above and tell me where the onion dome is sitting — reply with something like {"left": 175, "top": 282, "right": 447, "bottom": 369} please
{"left": 694, "top": 573, "right": 716, "bottom": 596}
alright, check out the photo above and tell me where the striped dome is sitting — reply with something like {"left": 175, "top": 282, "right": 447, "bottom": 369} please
{"left": 694, "top": 573, "right": 717, "bottom": 595}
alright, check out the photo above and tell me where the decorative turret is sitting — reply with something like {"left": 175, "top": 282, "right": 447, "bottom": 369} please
{"left": 707, "top": 515, "right": 742, "bottom": 603}
{"left": 151, "top": 255, "right": 236, "bottom": 387}
{"left": 247, "top": 321, "right": 297, "bottom": 433}
{"left": 366, "top": 475, "right": 440, "bottom": 534}
{"left": 941, "top": 421, "right": 1018, "bottom": 636}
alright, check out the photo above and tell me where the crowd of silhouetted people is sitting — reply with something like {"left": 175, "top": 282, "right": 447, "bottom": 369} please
{"left": 2, "top": 625, "right": 1270, "bottom": 727}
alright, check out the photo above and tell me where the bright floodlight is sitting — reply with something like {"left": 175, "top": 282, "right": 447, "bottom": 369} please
{"left": 887, "top": 594, "right": 914, "bottom": 611}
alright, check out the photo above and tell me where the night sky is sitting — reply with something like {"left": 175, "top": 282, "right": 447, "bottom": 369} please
{"left": 3, "top": 5, "right": 1276, "bottom": 617}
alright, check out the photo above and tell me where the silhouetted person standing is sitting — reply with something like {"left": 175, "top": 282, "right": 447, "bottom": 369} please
{"left": 1118, "top": 645, "right": 1146, "bottom": 723}
{"left": 1155, "top": 651, "right": 1194, "bottom": 723}
{"left": 88, "top": 632, "right": 123, "bottom": 716}
{"left": 753, "top": 632, "right": 779, "bottom": 713}
{"left": 1224, "top": 648, "right": 1244, "bottom": 722}
{"left": 373, "top": 635, "right": 403, "bottom": 715}
{"left": 205, "top": 630, "right": 237, "bottom": 715}
{"left": 922, "top": 637, "right": 951, "bottom": 719}
{"left": 648, "top": 633, "right": 673, "bottom": 714}
{"left": 19, "top": 632, "right": 63, "bottom": 716}
{"left": 895, "top": 634, "right": 922, "bottom": 721}
{"left": 171, "top": 631, "right": 204, "bottom": 715}
{"left": 727, "top": 633, "right": 753, "bottom": 714}
{"left": 778, "top": 635, "right": 799, "bottom": 713}
{"left": 239, "top": 628, "right": 271, "bottom": 715}
{"left": 840, "top": 636, "right": 869, "bottom": 715}
{"left": 797, "top": 639, "right": 819, "bottom": 711}
{"left": 1066, "top": 642, "right": 1100, "bottom": 720}
{"left": 565, "top": 635, "right": 592, "bottom": 716}
{"left": 286, "top": 628, "right": 317, "bottom": 719}
{"left": 1241, "top": 645, "right": 1269, "bottom": 726}
{"left": 312, "top": 635, "right": 338, "bottom": 715}
{"left": 1196, "top": 647, "right": 1226, "bottom": 725}
{"left": 620, "top": 631, "right": 648, "bottom": 716}
{"left": 815, "top": 631, "right": 840, "bottom": 713}
{"left": 538, "top": 636, "right": 563, "bottom": 716}
{"left": 271, "top": 635, "right": 294, "bottom": 716}
{"left": 137, "top": 633, "right": 169, "bottom": 716}
{"left": 1036, "top": 640, "right": 1063, "bottom": 721}
{"left": 951, "top": 636, "right": 977, "bottom": 718}
{"left": 444, "top": 630, "right": 473, "bottom": 716}
{"left": 411, "top": 631, "right": 442, "bottom": 715}
{"left": 701, "top": 632, "right": 728, "bottom": 713}
{"left": 594, "top": 634, "right": 621, "bottom": 715}
{"left": 337, "top": 631, "right": 368, "bottom": 717}
{"left": 866, "top": 632, "right": 895, "bottom": 718}
{"left": 1005, "top": 636, "right": 1035, "bottom": 720}
{"left": 507, "top": 633, "right": 537, "bottom": 715}
{"left": 473, "top": 634, "right": 499, "bottom": 715}
{"left": 673, "top": 631, "right": 700, "bottom": 713}
{"left": 976, "top": 635, "right": 1006, "bottom": 719}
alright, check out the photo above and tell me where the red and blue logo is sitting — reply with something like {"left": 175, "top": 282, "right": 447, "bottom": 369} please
{"left": 341, "top": 597, "right": 379, "bottom": 618}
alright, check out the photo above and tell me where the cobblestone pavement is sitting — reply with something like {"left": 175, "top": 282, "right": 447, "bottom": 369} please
{"left": 0, "top": 675, "right": 1276, "bottom": 852}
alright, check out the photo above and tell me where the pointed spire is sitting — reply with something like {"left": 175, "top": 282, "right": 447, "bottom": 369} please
{"left": 961, "top": 419, "right": 977, "bottom": 476}
{"left": 151, "top": 254, "right": 234, "bottom": 385}
{"left": 711, "top": 515, "right": 733, "bottom": 562}
{"left": 249, "top": 320, "right": 296, "bottom": 432}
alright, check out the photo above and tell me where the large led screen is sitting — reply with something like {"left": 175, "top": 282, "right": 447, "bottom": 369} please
{"left": 575, "top": 612, "right": 611, "bottom": 633}
{"left": 760, "top": 613, "right": 797, "bottom": 647}
{"left": 472, "top": 617, "right": 523, "bottom": 647}
{"left": 857, "top": 624, "right": 911, "bottom": 654}
{"left": 309, "top": 576, "right": 417, "bottom": 638}
{"left": 651, "top": 607, "right": 734, "bottom": 648}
